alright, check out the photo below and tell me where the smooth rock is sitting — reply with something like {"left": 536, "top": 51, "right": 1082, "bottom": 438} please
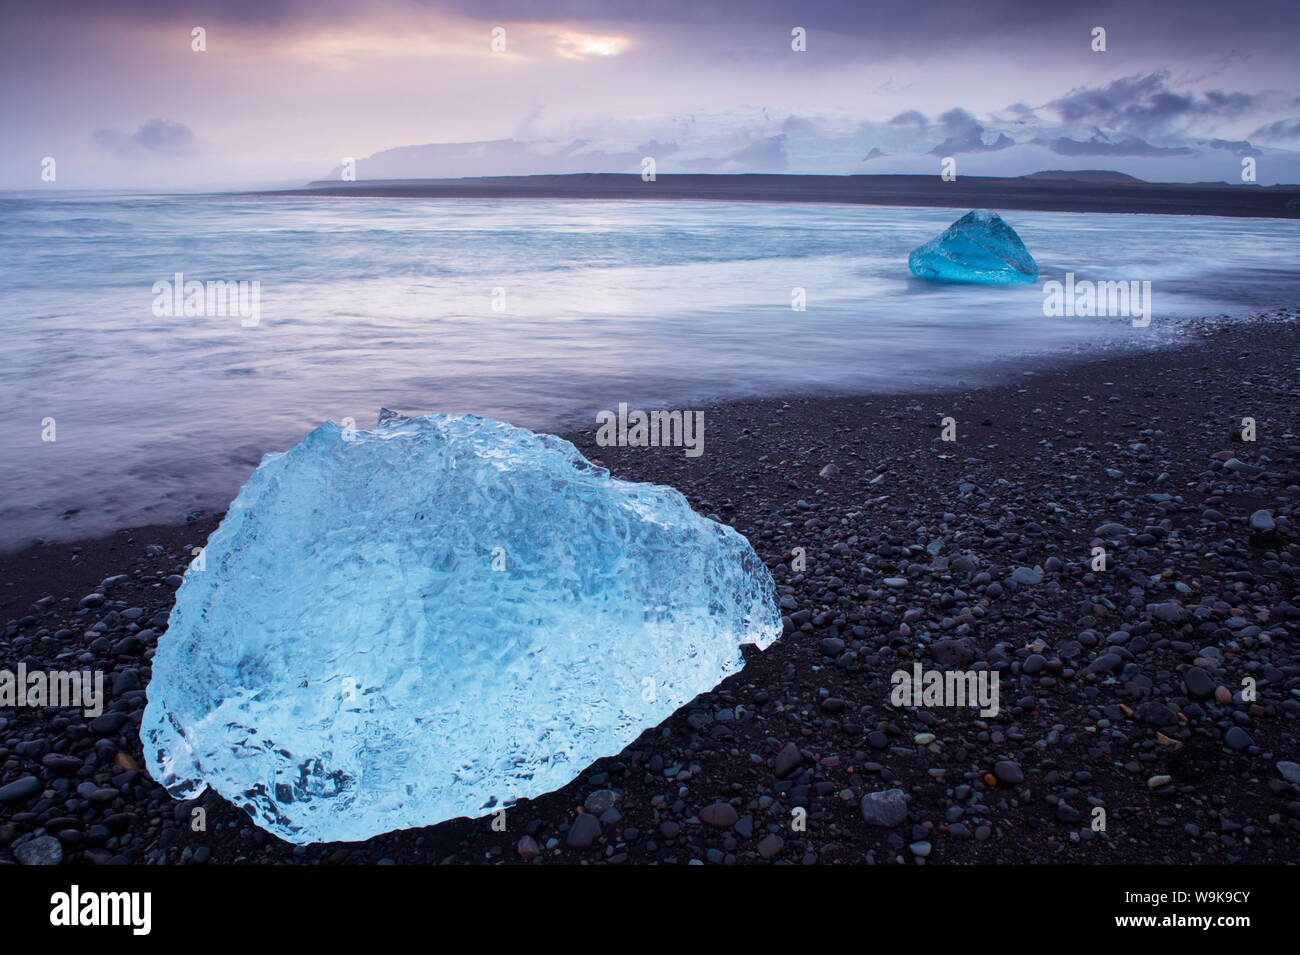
{"left": 1183, "top": 666, "right": 1215, "bottom": 700}
{"left": 566, "top": 813, "right": 602, "bottom": 849}
{"left": 994, "top": 760, "right": 1024, "bottom": 785}
{"left": 860, "top": 788, "right": 909, "bottom": 827}
{"left": 774, "top": 742, "right": 803, "bottom": 779}
{"left": 14, "top": 835, "right": 63, "bottom": 866}
{"left": 0, "top": 777, "right": 41, "bottom": 805}
{"left": 1249, "top": 509, "right": 1276, "bottom": 532}
{"left": 699, "top": 803, "right": 739, "bottom": 828}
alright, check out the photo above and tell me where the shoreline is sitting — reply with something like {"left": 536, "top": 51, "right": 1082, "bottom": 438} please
{"left": 1, "top": 314, "right": 1297, "bottom": 864}
{"left": 0, "top": 310, "right": 1280, "bottom": 557}
{"left": 246, "top": 172, "right": 1300, "bottom": 219}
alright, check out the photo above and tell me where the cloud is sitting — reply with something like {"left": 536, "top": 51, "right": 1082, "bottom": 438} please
{"left": 92, "top": 119, "right": 196, "bottom": 156}
{"left": 552, "top": 31, "right": 629, "bottom": 59}
{"left": 889, "top": 110, "right": 928, "bottom": 126}
{"left": 1204, "top": 138, "right": 1262, "bottom": 157}
{"left": 1047, "top": 71, "right": 1263, "bottom": 137}
{"left": 30, "top": 0, "right": 1296, "bottom": 56}
{"left": 723, "top": 134, "right": 788, "bottom": 171}
{"left": 782, "top": 114, "right": 819, "bottom": 137}
{"left": 637, "top": 139, "right": 679, "bottom": 157}
{"left": 1044, "top": 135, "right": 1193, "bottom": 157}
{"left": 514, "top": 100, "right": 545, "bottom": 139}
{"left": 1250, "top": 118, "right": 1300, "bottom": 143}
{"left": 928, "top": 108, "right": 1014, "bottom": 155}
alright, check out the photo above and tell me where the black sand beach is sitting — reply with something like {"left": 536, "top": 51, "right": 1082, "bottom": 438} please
{"left": 1, "top": 312, "right": 1297, "bottom": 865}
{"left": 258, "top": 172, "right": 1300, "bottom": 219}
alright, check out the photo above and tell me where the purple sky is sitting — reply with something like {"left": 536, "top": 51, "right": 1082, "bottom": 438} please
{"left": 3, "top": 0, "right": 1298, "bottom": 188}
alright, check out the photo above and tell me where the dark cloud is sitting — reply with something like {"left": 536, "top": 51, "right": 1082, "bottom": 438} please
{"left": 997, "top": 102, "right": 1038, "bottom": 126}
{"left": 1044, "top": 135, "right": 1192, "bottom": 158}
{"left": 1251, "top": 118, "right": 1300, "bottom": 143}
{"left": 91, "top": 119, "right": 196, "bottom": 156}
{"left": 888, "top": 110, "right": 928, "bottom": 126}
{"left": 637, "top": 139, "right": 679, "bottom": 157}
{"left": 1048, "top": 71, "right": 1264, "bottom": 137}
{"left": 19, "top": 0, "right": 1298, "bottom": 56}
{"left": 1204, "top": 138, "right": 1262, "bottom": 158}
{"left": 928, "top": 108, "right": 1013, "bottom": 155}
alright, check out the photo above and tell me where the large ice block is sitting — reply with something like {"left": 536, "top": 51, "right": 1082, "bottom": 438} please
{"left": 908, "top": 209, "right": 1038, "bottom": 284}
{"left": 141, "top": 411, "right": 780, "bottom": 844}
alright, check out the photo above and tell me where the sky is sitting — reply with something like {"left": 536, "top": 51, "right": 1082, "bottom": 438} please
{"left": 2, "top": 0, "right": 1298, "bottom": 189}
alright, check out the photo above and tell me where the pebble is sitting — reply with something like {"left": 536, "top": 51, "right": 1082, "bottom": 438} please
{"left": 1224, "top": 727, "right": 1254, "bottom": 751}
{"left": 0, "top": 777, "right": 41, "bottom": 805}
{"left": 773, "top": 742, "right": 803, "bottom": 778}
{"left": 583, "top": 789, "right": 618, "bottom": 814}
{"left": 1183, "top": 666, "right": 1215, "bottom": 700}
{"left": 1150, "top": 602, "right": 1187, "bottom": 623}
{"left": 1009, "top": 566, "right": 1042, "bottom": 585}
{"left": 994, "top": 760, "right": 1024, "bottom": 785}
{"left": 1224, "top": 458, "right": 1263, "bottom": 476}
{"left": 699, "top": 803, "right": 739, "bottom": 828}
{"left": 860, "top": 788, "right": 909, "bottom": 827}
{"left": 14, "top": 835, "right": 63, "bottom": 865}
{"left": 1248, "top": 509, "right": 1276, "bottom": 532}
{"left": 566, "top": 813, "right": 602, "bottom": 849}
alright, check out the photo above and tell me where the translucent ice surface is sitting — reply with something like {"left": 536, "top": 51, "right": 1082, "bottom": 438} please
{"left": 141, "top": 411, "right": 780, "bottom": 844}
{"left": 908, "top": 209, "right": 1039, "bottom": 284}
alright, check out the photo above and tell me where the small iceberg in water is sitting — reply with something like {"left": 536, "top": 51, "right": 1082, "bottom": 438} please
{"left": 908, "top": 210, "right": 1038, "bottom": 284}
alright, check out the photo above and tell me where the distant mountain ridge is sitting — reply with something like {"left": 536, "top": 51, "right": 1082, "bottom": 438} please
{"left": 278, "top": 172, "right": 1300, "bottom": 219}
{"left": 322, "top": 124, "right": 1300, "bottom": 186}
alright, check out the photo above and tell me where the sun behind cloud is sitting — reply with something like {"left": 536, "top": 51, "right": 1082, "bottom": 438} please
{"left": 554, "top": 32, "right": 629, "bottom": 59}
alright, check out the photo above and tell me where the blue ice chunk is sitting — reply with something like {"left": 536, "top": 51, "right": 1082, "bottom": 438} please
{"left": 908, "top": 210, "right": 1038, "bottom": 284}
{"left": 141, "top": 411, "right": 780, "bottom": 844}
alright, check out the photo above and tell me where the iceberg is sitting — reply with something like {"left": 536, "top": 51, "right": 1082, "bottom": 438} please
{"left": 141, "top": 411, "right": 780, "bottom": 844}
{"left": 908, "top": 209, "right": 1038, "bottom": 284}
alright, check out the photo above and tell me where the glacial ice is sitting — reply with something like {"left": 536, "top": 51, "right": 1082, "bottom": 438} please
{"left": 141, "top": 411, "right": 780, "bottom": 844}
{"left": 908, "top": 209, "right": 1038, "bottom": 284}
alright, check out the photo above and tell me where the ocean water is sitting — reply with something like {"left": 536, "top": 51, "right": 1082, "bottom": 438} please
{"left": 1, "top": 193, "right": 1297, "bottom": 549}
